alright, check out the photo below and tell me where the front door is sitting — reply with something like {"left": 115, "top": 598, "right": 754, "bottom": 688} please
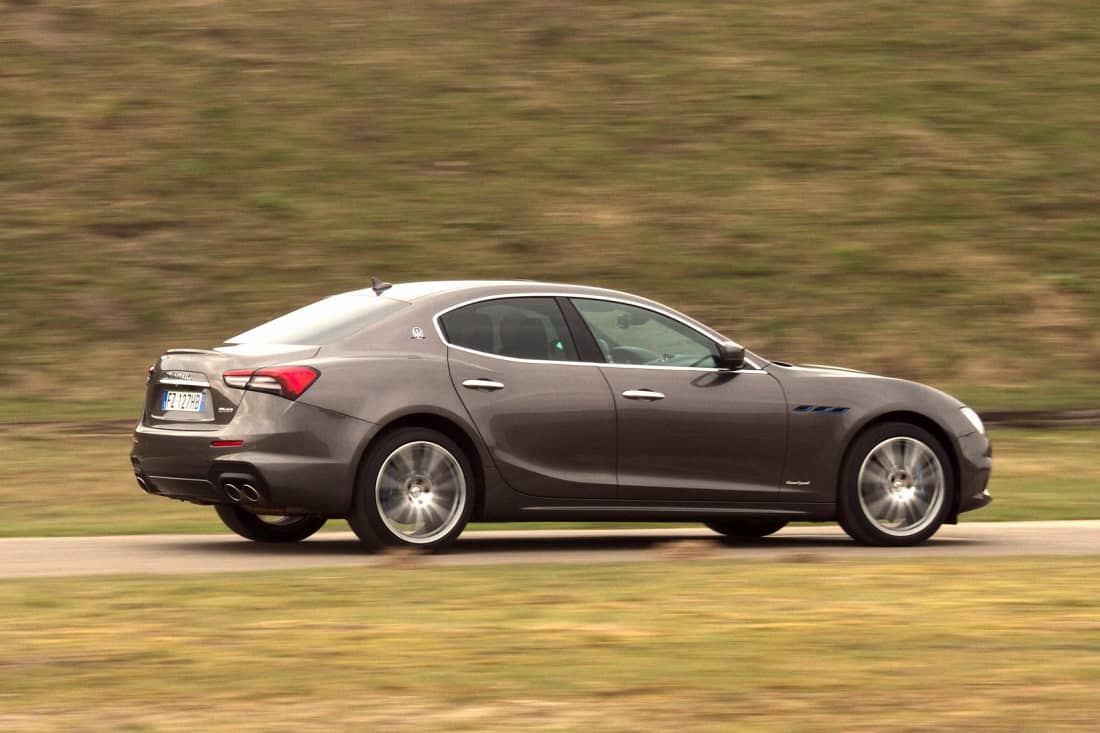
{"left": 571, "top": 297, "right": 788, "bottom": 502}
{"left": 440, "top": 296, "right": 618, "bottom": 499}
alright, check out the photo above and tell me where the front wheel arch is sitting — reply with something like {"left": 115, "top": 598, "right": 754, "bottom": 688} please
{"left": 838, "top": 411, "right": 962, "bottom": 522}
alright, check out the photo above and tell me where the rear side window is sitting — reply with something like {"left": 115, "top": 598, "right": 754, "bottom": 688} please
{"left": 440, "top": 297, "right": 579, "bottom": 362}
{"left": 227, "top": 295, "right": 407, "bottom": 346}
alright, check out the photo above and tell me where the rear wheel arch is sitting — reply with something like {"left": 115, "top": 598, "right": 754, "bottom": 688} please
{"left": 353, "top": 412, "right": 487, "bottom": 520}
{"left": 839, "top": 410, "right": 961, "bottom": 520}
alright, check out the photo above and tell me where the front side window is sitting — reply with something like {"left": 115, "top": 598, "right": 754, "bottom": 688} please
{"left": 571, "top": 298, "right": 719, "bottom": 367}
{"left": 440, "top": 297, "right": 579, "bottom": 362}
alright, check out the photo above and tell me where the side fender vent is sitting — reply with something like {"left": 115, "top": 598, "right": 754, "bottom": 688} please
{"left": 794, "top": 405, "right": 850, "bottom": 414}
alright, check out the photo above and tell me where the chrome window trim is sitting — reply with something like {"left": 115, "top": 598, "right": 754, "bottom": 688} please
{"left": 432, "top": 292, "right": 766, "bottom": 373}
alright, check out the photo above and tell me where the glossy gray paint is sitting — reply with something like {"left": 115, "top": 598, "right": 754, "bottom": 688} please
{"left": 596, "top": 366, "right": 787, "bottom": 502}
{"left": 131, "top": 280, "right": 992, "bottom": 524}
{"left": 447, "top": 348, "right": 618, "bottom": 499}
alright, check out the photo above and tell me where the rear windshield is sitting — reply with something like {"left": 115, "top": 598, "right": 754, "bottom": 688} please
{"left": 226, "top": 295, "right": 408, "bottom": 346}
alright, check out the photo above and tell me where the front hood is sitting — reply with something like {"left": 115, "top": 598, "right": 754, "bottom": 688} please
{"left": 796, "top": 363, "right": 869, "bottom": 375}
{"left": 767, "top": 361, "right": 872, "bottom": 378}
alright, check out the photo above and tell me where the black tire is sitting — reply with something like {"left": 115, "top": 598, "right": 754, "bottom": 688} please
{"left": 705, "top": 519, "right": 788, "bottom": 539}
{"left": 838, "top": 421, "right": 955, "bottom": 547}
{"left": 214, "top": 505, "right": 327, "bottom": 543}
{"left": 348, "top": 427, "right": 475, "bottom": 552}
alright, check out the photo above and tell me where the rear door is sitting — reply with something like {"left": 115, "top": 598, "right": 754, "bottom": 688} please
{"left": 440, "top": 297, "right": 618, "bottom": 499}
{"left": 570, "top": 297, "right": 788, "bottom": 502}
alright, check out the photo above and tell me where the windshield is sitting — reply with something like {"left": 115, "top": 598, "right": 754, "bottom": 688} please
{"left": 226, "top": 294, "right": 408, "bottom": 346}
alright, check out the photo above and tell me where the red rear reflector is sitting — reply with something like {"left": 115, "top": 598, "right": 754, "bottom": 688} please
{"left": 211, "top": 440, "right": 244, "bottom": 448}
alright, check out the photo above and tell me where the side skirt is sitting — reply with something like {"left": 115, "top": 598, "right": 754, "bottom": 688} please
{"left": 474, "top": 465, "right": 835, "bottom": 523}
{"left": 508, "top": 504, "right": 834, "bottom": 522}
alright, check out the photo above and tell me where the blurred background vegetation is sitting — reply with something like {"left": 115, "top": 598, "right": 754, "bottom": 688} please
{"left": 2, "top": 0, "right": 1098, "bottom": 421}
{"left": 2, "top": 7, "right": 1098, "bottom": 727}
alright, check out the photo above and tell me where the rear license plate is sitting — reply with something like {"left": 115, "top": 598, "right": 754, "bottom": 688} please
{"left": 162, "top": 390, "right": 205, "bottom": 413}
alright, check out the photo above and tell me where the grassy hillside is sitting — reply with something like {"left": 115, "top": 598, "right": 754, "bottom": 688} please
{"left": 3, "top": 0, "right": 1099, "bottom": 418}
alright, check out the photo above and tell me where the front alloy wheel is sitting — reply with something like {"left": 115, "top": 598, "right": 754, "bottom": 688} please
{"left": 348, "top": 427, "right": 474, "bottom": 551}
{"left": 839, "top": 422, "right": 954, "bottom": 546}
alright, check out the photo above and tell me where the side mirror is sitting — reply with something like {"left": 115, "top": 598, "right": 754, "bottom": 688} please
{"left": 716, "top": 341, "right": 746, "bottom": 370}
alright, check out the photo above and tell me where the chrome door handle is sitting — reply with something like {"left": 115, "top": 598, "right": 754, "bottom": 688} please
{"left": 462, "top": 378, "right": 505, "bottom": 391}
{"left": 622, "top": 389, "right": 665, "bottom": 401}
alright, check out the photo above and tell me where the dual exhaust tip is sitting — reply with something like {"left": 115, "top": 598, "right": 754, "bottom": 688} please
{"left": 224, "top": 482, "right": 262, "bottom": 503}
{"left": 135, "top": 473, "right": 160, "bottom": 495}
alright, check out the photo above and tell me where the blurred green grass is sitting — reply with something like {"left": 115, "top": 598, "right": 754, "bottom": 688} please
{"left": 0, "top": 426, "right": 1095, "bottom": 536}
{"left": 2, "top": 0, "right": 1099, "bottom": 418}
{"left": 1, "top": 557, "right": 1098, "bottom": 731}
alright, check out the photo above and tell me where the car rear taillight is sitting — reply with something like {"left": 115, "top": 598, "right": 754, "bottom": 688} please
{"left": 222, "top": 369, "right": 254, "bottom": 389}
{"left": 222, "top": 366, "right": 320, "bottom": 400}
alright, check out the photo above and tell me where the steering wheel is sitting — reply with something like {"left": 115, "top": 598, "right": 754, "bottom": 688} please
{"left": 609, "top": 346, "right": 659, "bottom": 365}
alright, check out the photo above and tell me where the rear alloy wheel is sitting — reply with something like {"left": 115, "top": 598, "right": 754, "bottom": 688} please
{"left": 705, "top": 519, "right": 788, "bottom": 539}
{"left": 214, "top": 505, "right": 327, "bottom": 543}
{"left": 348, "top": 427, "right": 474, "bottom": 551}
{"left": 838, "top": 422, "right": 954, "bottom": 546}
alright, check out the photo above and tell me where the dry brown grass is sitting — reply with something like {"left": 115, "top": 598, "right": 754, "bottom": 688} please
{"left": 1, "top": 557, "right": 1098, "bottom": 731}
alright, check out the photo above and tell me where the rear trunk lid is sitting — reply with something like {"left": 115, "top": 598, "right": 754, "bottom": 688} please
{"left": 143, "top": 344, "right": 320, "bottom": 429}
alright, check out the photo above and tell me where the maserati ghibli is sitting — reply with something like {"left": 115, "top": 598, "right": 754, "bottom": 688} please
{"left": 131, "top": 280, "right": 992, "bottom": 549}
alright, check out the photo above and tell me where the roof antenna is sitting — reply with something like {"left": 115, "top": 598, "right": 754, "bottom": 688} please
{"left": 370, "top": 276, "right": 392, "bottom": 295}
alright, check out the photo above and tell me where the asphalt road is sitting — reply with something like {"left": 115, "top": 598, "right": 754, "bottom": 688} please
{"left": 0, "top": 521, "right": 1097, "bottom": 578}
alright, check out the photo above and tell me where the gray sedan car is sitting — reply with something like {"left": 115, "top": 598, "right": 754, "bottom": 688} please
{"left": 131, "top": 280, "right": 992, "bottom": 549}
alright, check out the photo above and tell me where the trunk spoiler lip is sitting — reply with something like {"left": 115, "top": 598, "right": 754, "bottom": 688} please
{"left": 215, "top": 343, "right": 322, "bottom": 358}
{"left": 164, "top": 347, "right": 222, "bottom": 355}
{"left": 163, "top": 344, "right": 322, "bottom": 358}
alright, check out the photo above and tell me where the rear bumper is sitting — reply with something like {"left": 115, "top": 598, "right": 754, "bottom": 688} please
{"left": 131, "top": 394, "right": 374, "bottom": 516}
{"left": 955, "top": 431, "right": 993, "bottom": 516}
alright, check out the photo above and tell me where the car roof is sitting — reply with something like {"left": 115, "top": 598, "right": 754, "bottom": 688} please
{"left": 346, "top": 280, "right": 537, "bottom": 301}
{"left": 345, "top": 279, "right": 641, "bottom": 303}
{"left": 333, "top": 279, "right": 741, "bottom": 356}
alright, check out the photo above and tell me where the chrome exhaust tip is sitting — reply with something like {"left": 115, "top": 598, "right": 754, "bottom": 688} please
{"left": 224, "top": 483, "right": 243, "bottom": 502}
{"left": 241, "top": 484, "right": 261, "bottom": 503}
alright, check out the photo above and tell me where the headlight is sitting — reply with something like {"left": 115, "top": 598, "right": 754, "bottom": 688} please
{"left": 961, "top": 407, "right": 985, "bottom": 435}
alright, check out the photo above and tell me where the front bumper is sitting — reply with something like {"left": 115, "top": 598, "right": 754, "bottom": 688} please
{"left": 955, "top": 430, "right": 993, "bottom": 516}
{"left": 130, "top": 393, "right": 374, "bottom": 517}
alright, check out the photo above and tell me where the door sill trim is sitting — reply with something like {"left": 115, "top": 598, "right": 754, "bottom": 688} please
{"left": 521, "top": 505, "right": 812, "bottom": 516}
